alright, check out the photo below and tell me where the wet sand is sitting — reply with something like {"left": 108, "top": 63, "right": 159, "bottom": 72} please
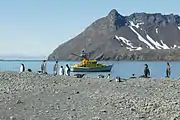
{"left": 0, "top": 71, "right": 180, "bottom": 120}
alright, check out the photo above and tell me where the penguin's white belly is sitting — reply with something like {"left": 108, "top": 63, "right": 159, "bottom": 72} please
{"left": 20, "top": 66, "right": 23, "bottom": 72}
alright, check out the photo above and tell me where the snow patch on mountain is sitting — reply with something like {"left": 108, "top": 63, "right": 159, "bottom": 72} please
{"left": 129, "top": 26, "right": 155, "bottom": 49}
{"left": 129, "top": 21, "right": 136, "bottom": 27}
{"left": 115, "top": 36, "right": 134, "bottom": 48}
{"left": 156, "top": 28, "right": 158, "bottom": 33}
{"left": 115, "top": 35, "right": 143, "bottom": 51}
{"left": 126, "top": 47, "right": 143, "bottom": 51}
{"left": 173, "top": 45, "right": 177, "bottom": 49}
{"left": 129, "top": 21, "right": 144, "bottom": 28}
{"left": 146, "top": 35, "right": 162, "bottom": 49}
{"left": 136, "top": 47, "right": 143, "bottom": 50}
{"left": 160, "top": 40, "right": 170, "bottom": 49}
{"left": 178, "top": 26, "right": 180, "bottom": 30}
{"left": 126, "top": 47, "right": 133, "bottom": 51}
{"left": 171, "top": 45, "right": 180, "bottom": 49}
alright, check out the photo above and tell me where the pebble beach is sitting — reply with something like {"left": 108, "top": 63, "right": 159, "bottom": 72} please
{"left": 0, "top": 71, "right": 180, "bottom": 120}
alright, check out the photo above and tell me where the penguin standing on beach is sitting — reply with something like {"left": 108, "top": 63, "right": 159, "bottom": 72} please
{"left": 65, "top": 64, "right": 71, "bottom": 76}
{"left": 19, "top": 64, "right": 25, "bottom": 73}
{"left": 53, "top": 61, "right": 59, "bottom": 76}
{"left": 41, "top": 60, "right": 47, "bottom": 74}
{"left": 144, "top": 64, "right": 150, "bottom": 78}
{"left": 59, "top": 66, "right": 64, "bottom": 75}
{"left": 106, "top": 74, "right": 111, "bottom": 79}
{"left": 166, "top": 62, "right": 171, "bottom": 78}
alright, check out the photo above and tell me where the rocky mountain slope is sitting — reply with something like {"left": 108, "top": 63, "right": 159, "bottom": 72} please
{"left": 48, "top": 9, "right": 180, "bottom": 60}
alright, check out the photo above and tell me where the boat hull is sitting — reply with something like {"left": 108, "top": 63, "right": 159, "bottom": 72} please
{"left": 71, "top": 65, "right": 113, "bottom": 72}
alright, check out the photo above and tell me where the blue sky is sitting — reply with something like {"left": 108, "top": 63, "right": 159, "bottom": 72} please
{"left": 0, "top": 0, "right": 179, "bottom": 57}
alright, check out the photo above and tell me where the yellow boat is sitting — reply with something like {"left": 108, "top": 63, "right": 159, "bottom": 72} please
{"left": 71, "top": 59, "right": 113, "bottom": 72}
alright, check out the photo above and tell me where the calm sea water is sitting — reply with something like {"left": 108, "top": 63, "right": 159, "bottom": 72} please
{"left": 0, "top": 60, "right": 180, "bottom": 79}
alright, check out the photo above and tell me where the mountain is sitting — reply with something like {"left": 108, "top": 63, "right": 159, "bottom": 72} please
{"left": 48, "top": 9, "right": 180, "bottom": 61}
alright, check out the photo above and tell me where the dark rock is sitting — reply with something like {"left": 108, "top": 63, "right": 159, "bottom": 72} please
{"left": 74, "top": 74, "right": 85, "bottom": 78}
{"left": 16, "top": 99, "right": 24, "bottom": 104}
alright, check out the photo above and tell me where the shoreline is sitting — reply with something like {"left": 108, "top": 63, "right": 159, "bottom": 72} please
{"left": 0, "top": 70, "right": 177, "bottom": 80}
{"left": 0, "top": 71, "right": 180, "bottom": 120}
